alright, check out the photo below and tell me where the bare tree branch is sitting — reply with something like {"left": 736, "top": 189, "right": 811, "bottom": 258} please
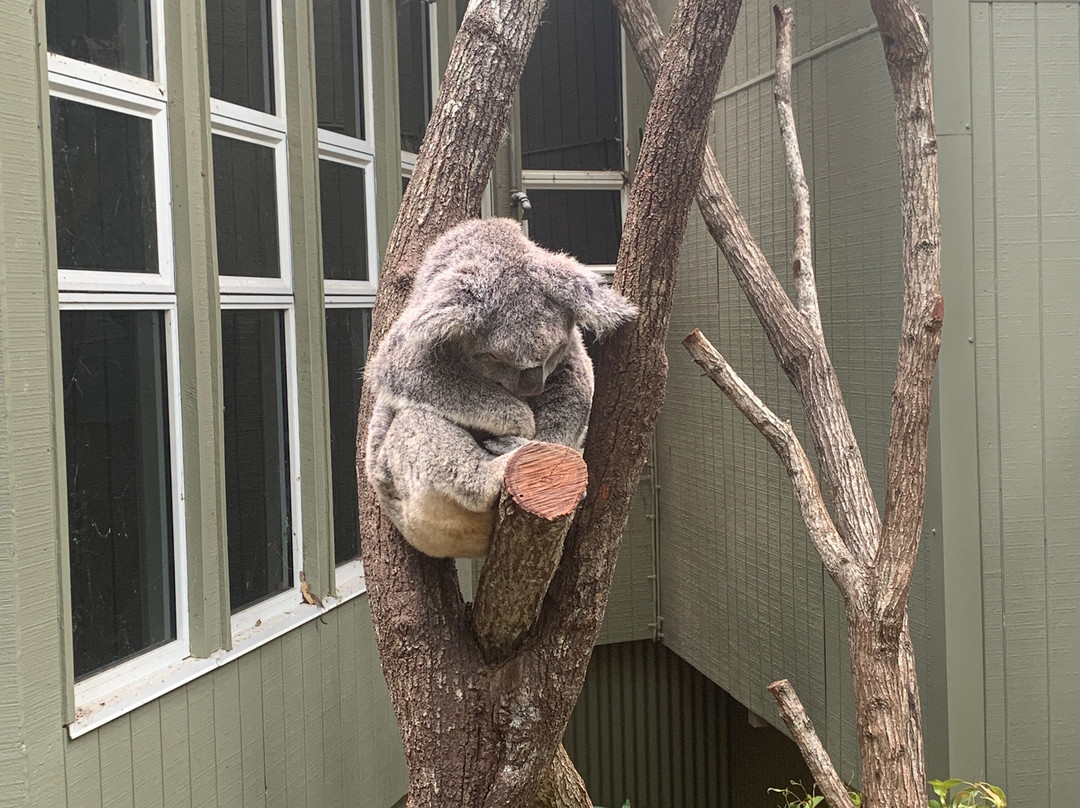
{"left": 768, "top": 680, "right": 857, "bottom": 808}
{"left": 623, "top": 4, "right": 938, "bottom": 807}
{"left": 682, "top": 330, "right": 859, "bottom": 591}
{"left": 615, "top": 0, "right": 881, "bottom": 564}
{"left": 772, "top": 5, "right": 820, "bottom": 333}
{"left": 869, "top": 0, "right": 944, "bottom": 624}
{"left": 472, "top": 442, "right": 588, "bottom": 663}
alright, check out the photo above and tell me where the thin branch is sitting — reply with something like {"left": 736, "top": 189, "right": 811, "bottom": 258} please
{"left": 472, "top": 442, "right": 588, "bottom": 663}
{"left": 768, "top": 679, "right": 857, "bottom": 808}
{"left": 682, "top": 330, "right": 859, "bottom": 591}
{"left": 772, "top": 5, "right": 821, "bottom": 333}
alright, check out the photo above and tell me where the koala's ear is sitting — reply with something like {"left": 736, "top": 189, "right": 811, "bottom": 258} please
{"left": 405, "top": 264, "right": 487, "bottom": 347}
{"left": 553, "top": 263, "right": 638, "bottom": 337}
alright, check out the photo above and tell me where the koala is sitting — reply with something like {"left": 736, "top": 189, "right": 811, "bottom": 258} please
{"left": 364, "top": 218, "right": 636, "bottom": 558}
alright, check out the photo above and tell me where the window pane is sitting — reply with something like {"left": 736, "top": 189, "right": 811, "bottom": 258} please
{"left": 397, "top": 0, "right": 431, "bottom": 154}
{"left": 222, "top": 309, "right": 293, "bottom": 612}
{"left": 520, "top": 0, "right": 623, "bottom": 171}
{"left": 46, "top": 0, "right": 153, "bottom": 78}
{"left": 61, "top": 310, "right": 175, "bottom": 680}
{"left": 325, "top": 308, "right": 371, "bottom": 563}
{"left": 319, "top": 160, "right": 368, "bottom": 282}
{"left": 213, "top": 135, "right": 281, "bottom": 278}
{"left": 51, "top": 98, "right": 158, "bottom": 274}
{"left": 527, "top": 190, "right": 622, "bottom": 265}
{"left": 313, "top": 0, "right": 364, "bottom": 140}
{"left": 206, "top": 0, "right": 274, "bottom": 113}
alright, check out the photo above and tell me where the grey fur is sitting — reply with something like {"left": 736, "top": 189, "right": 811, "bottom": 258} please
{"left": 364, "top": 218, "right": 636, "bottom": 558}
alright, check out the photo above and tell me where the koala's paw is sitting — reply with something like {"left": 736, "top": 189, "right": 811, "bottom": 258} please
{"left": 481, "top": 435, "right": 531, "bottom": 456}
{"left": 492, "top": 401, "right": 536, "bottom": 442}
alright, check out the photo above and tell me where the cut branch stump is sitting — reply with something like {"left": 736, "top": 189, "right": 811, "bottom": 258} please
{"left": 472, "top": 442, "right": 588, "bottom": 663}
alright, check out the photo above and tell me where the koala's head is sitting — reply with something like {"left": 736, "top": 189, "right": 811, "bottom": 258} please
{"left": 402, "top": 218, "right": 637, "bottom": 399}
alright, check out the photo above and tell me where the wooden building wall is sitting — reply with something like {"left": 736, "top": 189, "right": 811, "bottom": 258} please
{"left": 964, "top": 1, "right": 1080, "bottom": 800}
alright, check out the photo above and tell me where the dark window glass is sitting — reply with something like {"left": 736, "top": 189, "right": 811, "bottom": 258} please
{"left": 46, "top": 0, "right": 153, "bottom": 78}
{"left": 325, "top": 307, "right": 371, "bottom": 563}
{"left": 520, "top": 0, "right": 623, "bottom": 171}
{"left": 212, "top": 135, "right": 280, "bottom": 278}
{"left": 61, "top": 310, "right": 175, "bottom": 680}
{"left": 221, "top": 309, "right": 292, "bottom": 612}
{"left": 51, "top": 98, "right": 158, "bottom": 274}
{"left": 206, "top": 0, "right": 274, "bottom": 113}
{"left": 397, "top": 0, "right": 431, "bottom": 154}
{"left": 314, "top": 0, "right": 365, "bottom": 140}
{"left": 319, "top": 160, "right": 368, "bottom": 282}
{"left": 527, "top": 190, "right": 622, "bottom": 265}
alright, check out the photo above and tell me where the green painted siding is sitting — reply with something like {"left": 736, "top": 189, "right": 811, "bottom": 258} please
{"left": 969, "top": 2, "right": 1080, "bottom": 800}
{"left": 0, "top": 0, "right": 410, "bottom": 803}
{"left": 651, "top": 0, "right": 948, "bottom": 779}
{"left": 59, "top": 597, "right": 406, "bottom": 808}
{"left": 0, "top": 1, "right": 70, "bottom": 805}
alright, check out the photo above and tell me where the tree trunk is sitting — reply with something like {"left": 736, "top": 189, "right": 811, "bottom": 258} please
{"left": 622, "top": 3, "right": 940, "bottom": 808}
{"left": 356, "top": 0, "right": 743, "bottom": 804}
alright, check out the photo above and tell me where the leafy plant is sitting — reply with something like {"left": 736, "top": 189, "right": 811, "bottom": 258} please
{"left": 929, "top": 780, "right": 1006, "bottom": 808}
{"left": 770, "top": 779, "right": 1004, "bottom": 808}
{"left": 769, "top": 780, "right": 858, "bottom": 808}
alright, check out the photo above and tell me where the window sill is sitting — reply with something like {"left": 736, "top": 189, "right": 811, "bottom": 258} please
{"left": 67, "top": 562, "right": 367, "bottom": 739}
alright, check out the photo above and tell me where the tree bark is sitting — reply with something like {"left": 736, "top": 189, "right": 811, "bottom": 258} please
{"left": 356, "top": 0, "right": 743, "bottom": 804}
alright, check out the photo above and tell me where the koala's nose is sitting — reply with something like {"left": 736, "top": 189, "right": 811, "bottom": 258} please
{"left": 517, "top": 366, "right": 545, "bottom": 398}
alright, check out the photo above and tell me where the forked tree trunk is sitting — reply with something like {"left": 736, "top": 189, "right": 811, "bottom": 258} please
{"left": 356, "top": 0, "right": 743, "bottom": 804}
{"left": 619, "top": 2, "right": 941, "bottom": 808}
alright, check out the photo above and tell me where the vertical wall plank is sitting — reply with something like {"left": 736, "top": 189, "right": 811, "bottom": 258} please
{"left": 130, "top": 702, "right": 165, "bottom": 808}
{"left": 213, "top": 664, "right": 244, "bottom": 806}
{"left": 1034, "top": 4, "right": 1080, "bottom": 800}
{"left": 990, "top": 6, "right": 1050, "bottom": 801}
{"left": 238, "top": 652, "right": 268, "bottom": 808}
{"left": 64, "top": 734, "right": 103, "bottom": 808}
{"left": 159, "top": 689, "right": 192, "bottom": 808}
{"left": 261, "top": 641, "right": 289, "bottom": 808}
{"left": 300, "top": 623, "right": 326, "bottom": 808}
{"left": 187, "top": 676, "right": 218, "bottom": 808}
{"left": 969, "top": 2, "right": 1007, "bottom": 784}
{"left": 97, "top": 718, "right": 135, "bottom": 808}
{"left": 281, "top": 630, "right": 307, "bottom": 808}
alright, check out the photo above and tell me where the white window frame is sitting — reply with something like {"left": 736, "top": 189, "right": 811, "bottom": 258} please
{"left": 60, "top": 296, "right": 191, "bottom": 705}
{"left": 219, "top": 296, "right": 305, "bottom": 634}
{"left": 202, "top": 0, "right": 305, "bottom": 634}
{"left": 313, "top": 0, "right": 377, "bottom": 580}
{"left": 323, "top": 297, "right": 374, "bottom": 583}
{"left": 520, "top": 171, "right": 627, "bottom": 275}
{"left": 517, "top": 24, "right": 632, "bottom": 273}
{"left": 399, "top": 1, "right": 439, "bottom": 175}
{"left": 210, "top": 117, "right": 294, "bottom": 295}
{"left": 46, "top": 0, "right": 193, "bottom": 708}
{"left": 48, "top": 69, "right": 175, "bottom": 294}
